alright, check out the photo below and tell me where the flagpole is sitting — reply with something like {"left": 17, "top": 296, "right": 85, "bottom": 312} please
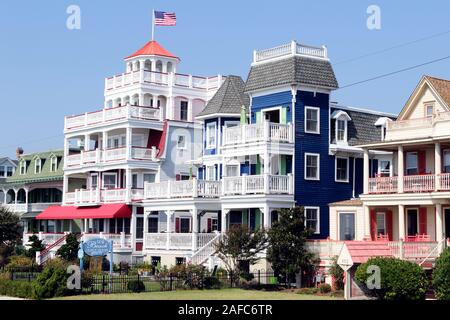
{"left": 151, "top": 9, "right": 155, "bottom": 40}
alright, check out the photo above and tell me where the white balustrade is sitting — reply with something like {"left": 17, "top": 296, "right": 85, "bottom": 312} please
{"left": 174, "top": 73, "right": 190, "bottom": 87}
{"left": 66, "top": 154, "right": 81, "bottom": 167}
{"left": 104, "top": 147, "right": 127, "bottom": 162}
{"left": 254, "top": 41, "right": 327, "bottom": 63}
{"left": 306, "top": 240, "right": 344, "bottom": 259}
{"left": 131, "top": 147, "right": 157, "bottom": 160}
{"left": 197, "top": 180, "right": 221, "bottom": 197}
{"left": 222, "top": 122, "right": 293, "bottom": 146}
{"left": 438, "top": 173, "right": 450, "bottom": 191}
{"left": 222, "top": 175, "right": 293, "bottom": 196}
{"left": 144, "top": 180, "right": 220, "bottom": 199}
{"left": 102, "top": 188, "right": 126, "bottom": 202}
{"left": 368, "top": 176, "right": 398, "bottom": 194}
{"left": 131, "top": 189, "right": 144, "bottom": 200}
{"left": 404, "top": 174, "right": 435, "bottom": 193}
{"left": 387, "top": 241, "right": 440, "bottom": 260}
{"left": 82, "top": 150, "right": 98, "bottom": 164}
{"left": 169, "top": 233, "right": 193, "bottom": 250}
{"left": 145, "top": 233, "right": 168, "bottom": 249}
{"left": 192, "top": 76, "right": 207, "bottom": 89}
{"left": 65, "top": 192, "right": 76, "bottom": 204}
{"left": 269, "top": 175, "right": 290, "bottom": 193}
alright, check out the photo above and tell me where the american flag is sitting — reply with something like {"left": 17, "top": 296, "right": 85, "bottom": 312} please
{"left": 154, "top": 11, "right": 176, "bottom": 26}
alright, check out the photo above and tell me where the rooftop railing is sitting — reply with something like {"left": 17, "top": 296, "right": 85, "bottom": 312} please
{"left": 253, "top": 40, "right": 328, "bottom": 63}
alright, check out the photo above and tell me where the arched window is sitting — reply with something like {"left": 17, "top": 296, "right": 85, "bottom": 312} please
{"left": 50, "top": 155, "right": 58, "bottom": 172}
{"left": 144, "top": 60, "right": 152, "bottom": 71}
{"left": 156, "top": 60, "right": 163, "bottom": 73}
{"left": 19, "top": 160, "right": 26, "bottom": 175}
{"left": 167, "top": 62, "right": 173, "bottom": 73}
{"left": 132, "top": 94, "right": 139, "bottom": 106}
{"left": 123, "top": 96, "right": 130, "bottom": 106}
{"left": 34, "top": 157, "right": 42, "bottom": 174}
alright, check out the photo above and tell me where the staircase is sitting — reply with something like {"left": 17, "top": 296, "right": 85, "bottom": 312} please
{"left": 425, "top": 269, "right": 436, "bottom": 300}
{"left": 36, "top": 233, "right": 82, "bottom": 265}
{"left": 189, "top": 233, "right": 221, "bottom": 266}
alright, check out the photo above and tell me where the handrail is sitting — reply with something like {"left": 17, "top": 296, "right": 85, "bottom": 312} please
{"left": 418, "top": 238, "right": 446, "bottom": 266}
{"left": 190, "top": 233, "right": 221, "bottom": 265}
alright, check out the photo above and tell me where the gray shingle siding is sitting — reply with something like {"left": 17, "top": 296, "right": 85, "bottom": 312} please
{"left": 197, "top": 75, "right": 250, "bottom": 117}
{"left": 330, "top": 108, "right": 397, "bottom": 146}
{"left": 245, "top": 56, "right": 339, "bottom": 92}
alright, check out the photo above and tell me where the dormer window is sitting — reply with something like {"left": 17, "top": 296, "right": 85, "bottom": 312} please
{"left": 331, "top": 110, "right": 351, "bottom": 144}
{"left": 19, "top": 161, "right": 26, "bottom": 175}
{"left": 35, "top": 158, "right": 42, "bottom": 174}
{"left": 426, "top": 105, "right": 434, "bottom": 117}
{"left": 50, "top": 156, "right": 58, "bottom": 172}
{"left": 374, "top": 117, "right": 392, "bottom": 141}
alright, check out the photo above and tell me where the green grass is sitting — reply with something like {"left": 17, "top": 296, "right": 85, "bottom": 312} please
{"left": 54, "top": 288, "right": 343, "bottom": 300}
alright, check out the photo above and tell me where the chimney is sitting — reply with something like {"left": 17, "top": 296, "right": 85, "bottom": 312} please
{"left": 16, "top": 147, "right": 24, "bottom": 159}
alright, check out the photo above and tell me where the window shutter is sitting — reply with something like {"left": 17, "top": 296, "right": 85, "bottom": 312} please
{"left": 386, "top": 210, "right": 393, "bottom": 241}
{"left": 418, "top": 151, "right": 426, "bottom": 174}
{"left": 419, "top": 207, "right": 427, "bottom": 235}
{"left": 175, "top": 217, "right": 180, "bottom": 233}
{"left": 207, "top": 218, "right": 212, "bottom": 233}
{"left": 370, "top": 210, "right": 377, "bottom": 240}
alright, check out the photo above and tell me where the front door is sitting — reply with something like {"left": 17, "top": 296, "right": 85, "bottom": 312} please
{"left": 263, "top": 109, "right": 280, "bottom": 123}
{"left": 339, "top": 213, "right": 355, "bottom": 240}
{"left": 407, "top": 209, "right": 418, "bottom": 236}
{"left": 445, "top": 209, "right": 450, "bottom": 239}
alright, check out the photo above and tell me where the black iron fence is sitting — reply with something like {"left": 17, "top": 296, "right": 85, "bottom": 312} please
{"left": 0, "top": 266, "right": 43, "bottom": 282}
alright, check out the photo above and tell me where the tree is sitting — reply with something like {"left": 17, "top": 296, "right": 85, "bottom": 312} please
{"left": 215, "top": 225, "right": 267, "bottom": 276}
{"left": 328, "top": 256, "right": 344, "bottom": 290}
{"left": 266, "top": 207, "right": 316, "bottom": 284}
{"left": 25, "top": 235, "right": 45, "bottom": 259}
{"left": 0, "top": 207, "right": 21, "bottom": 267}
{"left": 56, "top": 233, "right": 80, "bottom": 262}
{"left": 432, "top": 248, "right": 450, "bottom": 300}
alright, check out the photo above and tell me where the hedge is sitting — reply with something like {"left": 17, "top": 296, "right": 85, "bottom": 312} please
{"left": 432, "top": 248, "right": 450, "bottom": 300}
{"left": 0, "top": 279, "right": 34, "bottom": 299}
{"left": 355, "top": 257, "right": 428, "bottom": 300}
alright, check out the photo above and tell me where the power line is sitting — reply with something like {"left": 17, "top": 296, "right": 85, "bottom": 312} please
{"left": 339, "top": 55, "right": 450, "bottom": 90}
{"left": 334, "top": 30, "right": 450, "bottom": 66}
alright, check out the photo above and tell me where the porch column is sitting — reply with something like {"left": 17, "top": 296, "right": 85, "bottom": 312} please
{"left": 166, "top": 210, "right": 174, "bottom": 250}
{"left": 125, "top": 168, "right": 132, "bottom": 203}
{"left": 435, "top": 142, "right": 442, "bottom": 191}
{"left": 130, "top": 206, "right": 137, "bottom": 251}
{"left": 263, "top": 152, "right": 270, "bottom": 194}
{"left": 191, "top": 208, "right": 198, "bottom": 251}
{"left": 2, "top": 189, "right": 7, "bottom": 204}
{"left": 262, "top": 205, "right": 270, "bottom": 229}
{"left": 84, "top": 219, "right": 89, "bottom": 233}
{"left": 24, "top": 188, "right": 29, "bottom": 209}
{"left": 436, "top": 204, "right": 444, "bottom": 248}
{"left": 363, "top": 149, "right": 370, "bottom": 194}
{"left": 398, "top": 146, "right": 404, "bottom": 193}
{"left": 221, "top": 209, "right": 229, "bottom": 234}
{"left": 62, "top": 175, "right": 68, "bottom": 204}
{"left": 126, "top": 127, "right": 132, "bottom": 160}
{"left": 84, "top": 134, "right": 90, "bottom": 151}
{"left": 363, "top": 205, "right": 371, "bottom": 239}
{"left": 187, "top": 98, "right": 193, "bottom": 122}
{"left": 13, "top": 188, "right": 18, "bottom": 205}
{"left": 143, "top": 210, "right": 149, "bottom": 250}
{"left": 398, "top": 204, "right": 405, "bottom": 240}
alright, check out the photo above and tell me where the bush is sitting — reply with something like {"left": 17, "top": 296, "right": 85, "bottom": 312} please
{"left": 127, "top": 279, "right": 145, "bottom": 293}
{"left": 239, "top": 271, "right": 254, "bottom": 282}
{"left": 297, "top": 287, "right": 319, "bottom": 295}
{"left": 32, "top": 258, "right": 71, "bottom": 300}
{"left": 432, "top": 248, "right": 450, "bottom": 300}
{"left": 318, "top": 283, "right": 332, "bottom": 294}
{"left": 0, "top": 279, "right": 33, "bottom": 298}
{"left": 203, "top": 276, "right": 222, "bottom": 289}
{"left": 355, "top": 257, "right": 428, "bottom": 300}
{"left": 6, "top": 255, "right": 34, "bottom": 268}
{"left": 328, "top": 257, "right": 344, "bottom": 290}
{"left": 81, "top": 271, "right": 94, "bottom": 290}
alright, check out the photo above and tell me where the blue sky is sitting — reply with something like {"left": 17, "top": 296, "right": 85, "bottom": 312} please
{"left": 0, "top": 0, "right": 449, "bottom": 158}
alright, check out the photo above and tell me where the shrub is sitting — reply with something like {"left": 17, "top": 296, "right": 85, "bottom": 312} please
{"left": 32, "top": 258, "right": 71, "bottom": 300}
{"left": 56, "top": 233, "right": 79, "bottom": 262}
{"left": 203, "top": 276, "right": 222, "bottom": 289}
{"left": 81, "top": 271, "right": 94, "bottom": 290}
{"left": 239, "top": 271, "right": 254, "bottom": 282}
{"left": 6, "top": 255, "right": 34, "bottom": 268}
{"left": 355, "top": 257, "right": 428, "bottom": 300}
{"left": 297, "top": 287, "right": 318, "bottom": 295}
{"left": 0, "top": 279, "right": 34, "bottom": 298}
{"left": 432, "top": 248, "right": 450, "bottom": 300}
{"left": 318, "top": 283, "right": 332, "bottom": 294}
{"left": 328, "top": 257, "right": 344, "bottom": 290}
{"left": 127, "top": 279, "right": 145, "bottom": 293}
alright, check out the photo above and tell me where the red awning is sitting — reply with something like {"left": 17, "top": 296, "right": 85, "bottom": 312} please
{"left": 36, "top": 204, "right": 132, "bottom": 220}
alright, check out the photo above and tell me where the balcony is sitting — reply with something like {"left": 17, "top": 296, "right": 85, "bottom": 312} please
{"left": 222, "top": 122, "right": 294, "bottom": 147}
{"left": 222, "top": 174, "right": 293, "bottom": 196}
{"left": 65, "top": 188, "right": 144, "bottom": 205}
{"left": 65, "top": 146, "right": 158, "bottom": 168}
{"left": 368, "top": 173, "right": 450, "bottom": 194}
{"left": 144, "top": 232, "right": 216, "bottom": 251}
{"left": 253, "top": 41, "right": 328, "bottom": 63}
{"left": 3, "top": 203, "right": 57, "bottom": 214}
{"left": 105, "top": 70, "right": 223, "bottom": 91}
{"left": 64, "top": 104, "right": 160, "bottom": 131}
{"left": 144, "top": 179, "right": 221, "bottom": 200}
{"left": 385, "top": 111, "right": 450, "bottom": 141}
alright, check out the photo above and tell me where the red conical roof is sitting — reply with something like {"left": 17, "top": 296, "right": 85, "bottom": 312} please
{"left": 125, "top": 40, "right": 178, "bottom": 60}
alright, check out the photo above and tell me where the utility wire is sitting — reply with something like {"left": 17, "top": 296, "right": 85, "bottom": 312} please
{"left": 339, "top": 55, "right": 450, "bottom": 89}
{"left": 334, "top": 30, "right": 450, "bottom": 65}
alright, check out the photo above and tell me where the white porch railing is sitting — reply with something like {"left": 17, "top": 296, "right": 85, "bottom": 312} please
{"left": 254, "top": 41, "right": 327, "bottom": 63}
{"left": 387, "top": 241, "right": 440, "bottom": 261}
{"left": 306, "top": 240, "right": 344, "bottom": 260}
{"left": 368, "top": 176, "right": 398, "bottom": 194}
{"left": 65, "top": 188, "right": 143, "bottom": 204}
{"left": 190, "top": 233, "right": 221, "bottom": 265}
{"left": 65, "top": 104, "right": 161, "bottom": 131}
{"left": 144, "top": 179, "right": 221, "bottom": 199}
{"left": 23, "top": 232, "right": 66, "bottom": 246}
{"left": 144, "top": 232, "right": 217, "bottom": 251}
{"left": 222, "top": 122, "right": 294, "bottom": 146}
{"left": 131, "top": 146, "right": 158, "bottom": 161}
{"left": 101, "top": 188, "right": 126, "bottom": 203}
{"left": 3, "top": 203, "right": 28, "bottom": 213}
{"left": 222, "top": 174, "right": 293, "bottom": 196}
{"left": 404, "top": 174, "right": 435, "bottom": 193}
{"left": 438, "top": 173, "right": 450, "bottom": 191}
{"left": 81, "top": 232, "right": 131, "bottom": 249}
{"left": 104, "top": 147, "right": 127, "bottom": 162}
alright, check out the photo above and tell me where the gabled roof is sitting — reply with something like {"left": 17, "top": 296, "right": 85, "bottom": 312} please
{"left": 245, "top": 56, "right": 338, "bottom": 92}
{"left": 125, "top": 40, "right": 179, "bottom": 60}
{"left": 197, "top": 75, "right": 250, "bottom": 118}
{"left": 0, "top": 157, "right": 17, "bottom": 167}
{"left": 398, "top": 75, "right": 450, "bottom": 120}
{"left": 338, "top": 242, "right": 393, "bottom": 267}
{"left": 6, "top": 150, "right": 64, "bottom": 184}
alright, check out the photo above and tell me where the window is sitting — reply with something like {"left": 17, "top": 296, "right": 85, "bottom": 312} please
{"left": 132, "top": 134, "right": 145, "bottom": 147}
{"left": 179, "top": 217, "right": 191, "bottom": 233}
{"left": 226, "top": 165, "right": 239, "bottom": 177}
{"left": 136, "top": 217, "right": 144, "bottom": 239}
{"left": 148, "top": 216, "right": 158, "bottom": 233}
{"left": 444, "top": 150, "right": 450, "bottom": 173}
{"left": 0, "top": 167, "right": 4, "bottom": 177}
{"left": 143, "top": 173, "right": 155, "bottom": 184}
{"left": 224, "top": 121, "right": 239, "bottom": 128}
{"left": 50, "top": 156, "right": 57, "bottom": 172}
{"left": 206, "top": 166, "right": 216, "bottom": 180}
{"left": 103, "top": 173, "right": 117, "bottom": 189}
{"left": 426, "top": 105, "right": 434, "bottom": 117}
{"left": 376, "top": 212, "right": 386, "bottom": 235}
{"left": 176, "top": 257, "right": 186, "bottom": 265}
{"left": 180, "top": 101, "right": 188, "bottom": 121}
{"left": 206, "top": 122, "right": 216, "bottom": 149}
{"left": 6, "top": 166, "right": 13, "bottom": 177}
{"left": 90, "top": 174, "right": 98, "bottom": 189}
{"left": 305, "top": 153, "right": 320, "bottom": 180}
{"left": 336, "top": 119, "right": 347, "bottom": 142}
{"left": 335, "top": 157, "right": 349, "bottom": 182}
{"left": 305, "top": 207, "right": 320, "bottom": 234}
{"left": 177, "top": 135, "right": 186, "bottom": 150}
{"left": 378, "top": 160, "right": 391, "bottom": 177}
{"left": 107, "top": 135, "right": 126, "bottom": 149}
{"left": 406, "top": 152, "right": 418, "bottom": 175}
{"left": 211, "top": 218, "right": 218, "bottom": 232}
{"left": 339, "top": 213, "right": 355, "bottom": 240}
{"left": 132, "top": 174, "right": 138, "bottom": 189}
{"left": 35, "top": 158, "right": 42, "bottom": 174}
{"left": 305, "top": 107, "right": 320, "bottom": 134}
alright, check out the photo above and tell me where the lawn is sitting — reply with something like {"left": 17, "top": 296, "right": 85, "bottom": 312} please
{"left": 55, "top": 288, "right": 343, "bottom": 300}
